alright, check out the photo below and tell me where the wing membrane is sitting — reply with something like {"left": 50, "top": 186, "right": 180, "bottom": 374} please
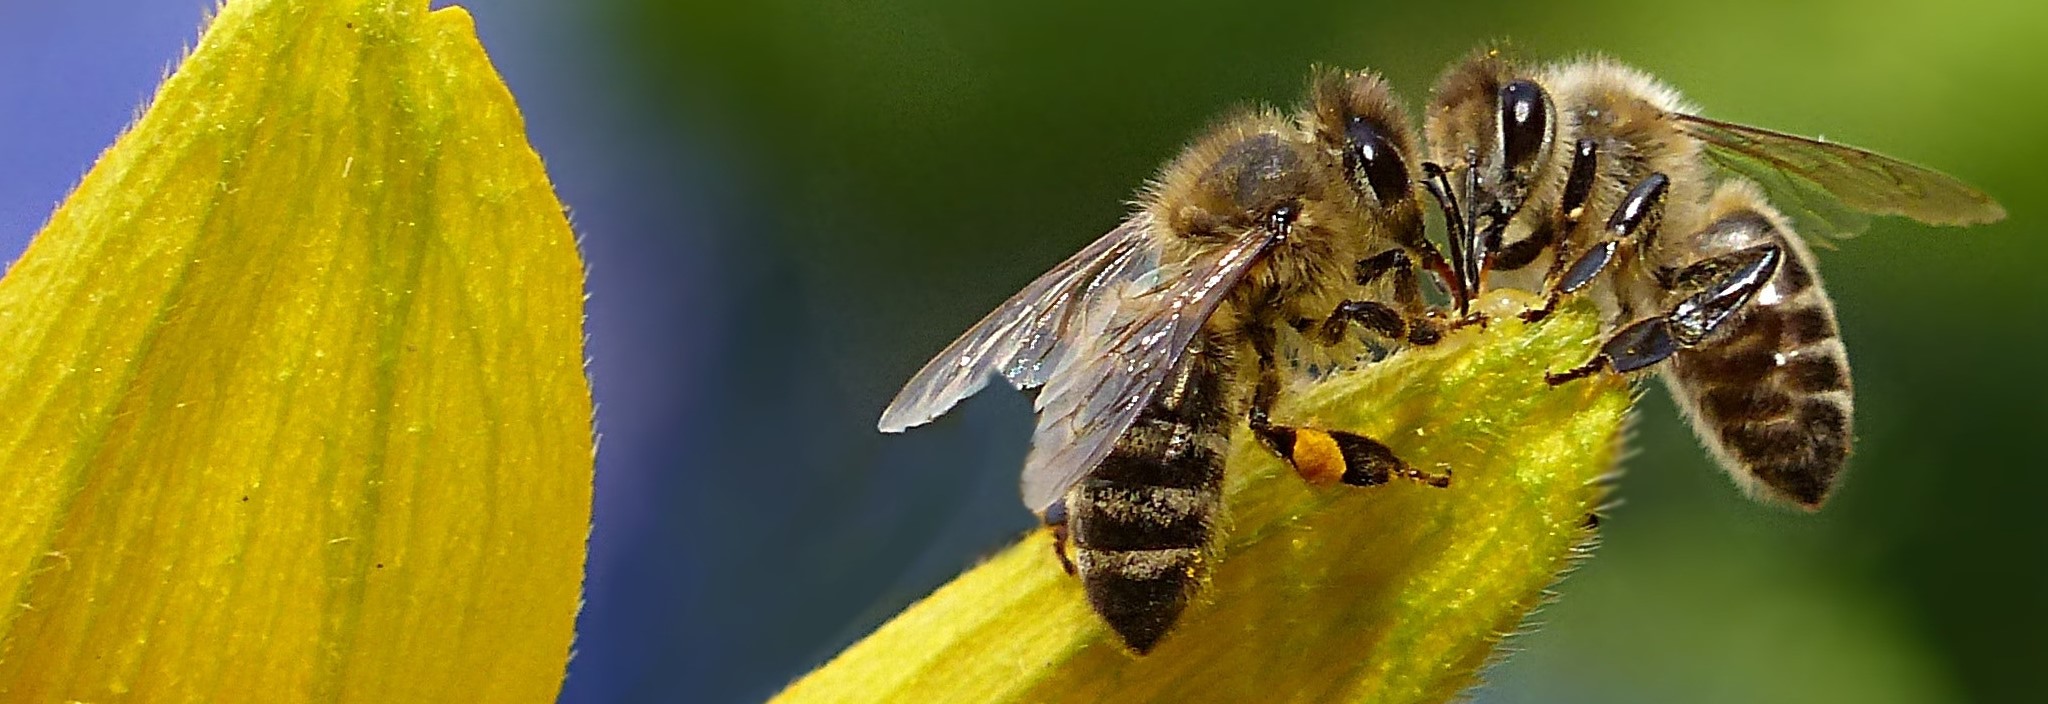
{"left": 1675, "top": 113, "right": 2006, "bottom": 237}
{"left": 878, "top": 213, "right": 1158, "bottom": 433}
{"left": 1019, "top": 228, "right": 1280, "bottom": 512}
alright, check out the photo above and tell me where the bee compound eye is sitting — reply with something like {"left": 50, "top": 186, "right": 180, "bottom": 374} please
{"left": 1343, "top": 116, "right": 1410, "bottom": 207}
{"left": 1499, "top": 79, "right": 1550, "bottom": 171}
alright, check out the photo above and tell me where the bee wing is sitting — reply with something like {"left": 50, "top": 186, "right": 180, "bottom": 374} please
{"left": 1019, "top": 228, "right": 1281, "bottom": 513}
{"left": 878, "top": 213, "right": 1160, "bottom": 433}
{"left": 1674, "top": 113, "right": 2006, "bottom": 238}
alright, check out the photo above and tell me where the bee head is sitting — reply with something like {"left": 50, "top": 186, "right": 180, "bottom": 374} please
{"left": 1423, "top": 48, "right": 1558, "bottom": 301}
{"left": 1304, "top": 69, "right": 1422, "bottom": 214}
{"left": 1425, "top": 49, "right": 1558, "bottom": 220}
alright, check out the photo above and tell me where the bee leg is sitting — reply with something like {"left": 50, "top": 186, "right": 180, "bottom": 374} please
{"left": 1657, "top": 243, "right": 1781, "bottom": 293}
{"left": 1245, "top": 325, "right": 1450, "bottom": 489}
{"left": 1252, "top": 424, "right": 1452, "bottom": 488}
{"left": 1491, "top": 219, "right": 1555, "bottom": 272}
{"left": 1557, "top": 139, "right": 1601, "bottom": 229}
{"left": 1354, "top": 248, "right": 1411, "bottom": 287}
{"left": 1522, "top": 248, "right": 1574, "bottom": 324}
{"left": 1316, "top": 300, "right": 1408, "bottom": 344}
{"left": 1546, "top": 317, "right": 1674, "bottom": 385}
{"left": 1043, "top": 498, "right": 1076, "bottom": 576}
{"left": 1661, "top": 244, "right": 1783, "bottom": 345}
{"left": 1547, "top": 243, "right": 1783, "bottom": 385}
{"left": 1552, "top": 239, "right": 1623, "bottom": 303}
{"left": 1525, "top": 170, "right": 1668, "bottom": 323}
{"left": 1502, "top": 140, "right": 1600, "bottom": 276}
{"left": 1355, "top": 249, "right": 1451, "bottom": 346}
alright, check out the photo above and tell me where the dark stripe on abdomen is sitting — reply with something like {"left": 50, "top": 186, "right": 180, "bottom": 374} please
{"left": 1667, "top": 239, "right": 1852, "bottom": 508}
{"left": 1066, "top": 337, "right": 1232, "bottom": 653}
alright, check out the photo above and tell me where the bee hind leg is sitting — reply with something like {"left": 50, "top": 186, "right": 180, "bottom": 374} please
{"left": 1251, "top": 424, "right": 1451, "bottom": 488}
{"left": 1546, "top": 317, "right": 1677, "bottom": 385}
{"left": 1042, "top": 498, "right": 1076, "bottom": 576}
{"left": 1247, "top": 324, "right": 1450, "bottom": 489}
{"left": 1547, "top": 243, "right": 1783, "bottom": 385}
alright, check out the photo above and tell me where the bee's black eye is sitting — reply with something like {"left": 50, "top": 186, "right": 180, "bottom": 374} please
{"left": 1264, "top": 201, "right": 1299, "bottom": 234}
{"left": 1499, "top": 79, "right": 1549, "bottom": 171}
{"left": 1343, "top": 116, "right": 1409, "bottom": 206}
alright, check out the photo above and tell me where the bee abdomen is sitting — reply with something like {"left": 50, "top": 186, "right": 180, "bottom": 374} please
{"left": 1072, "top": 544, "right": 1207, "bottom": 652}
{"left": 1065, "top": 344, "right": 1230, "bottom": 653}
{"left": 1068, "top": 448, "right": 1224, "bottom": 654}
{"left": 1668, "top": 244, "right": 1852, "bottom": 508}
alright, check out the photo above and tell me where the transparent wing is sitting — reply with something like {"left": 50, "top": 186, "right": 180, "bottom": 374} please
{"left": 1675, "top": 113, "right": 2006, "bottom": 239}
{"left": 1019, "top": 228, "right": 1280, "bottom": 513}
{"left": 1696, "top": 139, "right": 1874, "bottom": 244}
{"left": 878, "top": 213, "right": 1159, "bottom": 433}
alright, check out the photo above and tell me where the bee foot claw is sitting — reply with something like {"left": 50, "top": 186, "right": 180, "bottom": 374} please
{"left": 1407, "top": 468, "right": 1452, "bottom": 488}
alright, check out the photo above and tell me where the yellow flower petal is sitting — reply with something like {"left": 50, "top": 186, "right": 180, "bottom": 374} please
{"left": 0, "top": 1, "right": 590, "bottom": 701}
{"left": 778, "top": 292, "right": 1629, "bottom": 704}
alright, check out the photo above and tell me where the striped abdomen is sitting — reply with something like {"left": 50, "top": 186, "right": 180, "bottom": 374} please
{"left": 1064, "top": 335, "right": 1232, "bottom": 653}
{"left": 1664, "top": 225, "right": 1852, "bottom": 508}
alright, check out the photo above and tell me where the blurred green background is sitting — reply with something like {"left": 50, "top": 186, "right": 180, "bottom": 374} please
{"left": 614, "top": 0, "right": 2043, "bottom": 701}
{"left": 8, "top": 0, "right": 2042, "bottom": 702}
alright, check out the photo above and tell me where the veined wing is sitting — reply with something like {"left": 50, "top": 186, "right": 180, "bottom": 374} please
{"left": 1675, "top": 113, "right": 2006, "bottom": 238}
{"left": 1019, "top": 228, "right": 1281, "bottom": 513}
{"left": 878, "top": 213, "right": 1159, "bottom": 433}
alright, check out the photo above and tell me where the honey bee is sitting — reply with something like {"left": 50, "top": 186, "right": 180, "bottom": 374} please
{"left": 878, "top": 70, "right": 1456, "bottom": 653}
{"left": 1419, "top": 49, "right": 2005, "bottom": 507}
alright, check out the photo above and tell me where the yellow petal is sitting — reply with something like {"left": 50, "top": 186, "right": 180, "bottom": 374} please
{"left": 0, "top": 1, "right": 591, "bottom": 701}
{"left": 777, "top": 291, "right": 1629, "bottom": 704}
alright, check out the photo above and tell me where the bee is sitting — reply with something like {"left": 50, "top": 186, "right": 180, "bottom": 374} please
{"left": 877, "top": 70, "right": 1456, "bottom": 653}
{"left": 1418, "top": 49, "right": 2005, "bottom": 507}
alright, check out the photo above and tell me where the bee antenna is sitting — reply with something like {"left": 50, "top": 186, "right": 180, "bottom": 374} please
{"left": 1420, "top": 162, "right": 1474, "bottom": 315}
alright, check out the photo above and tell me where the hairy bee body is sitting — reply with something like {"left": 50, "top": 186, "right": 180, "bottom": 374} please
{"left": 1056, "top": 109, "right": 1432, "bottom": 652}
{"left": 1536, "top": 62, "right": 1855, "bottom": 505}
{"left": 880, "top": 51, "right": 1999, "bottom": 654}
{"left": 1423, "top": 51, "right": 2000, "bottom": 507}
{"left": 881, "top": 71, "right": 1453, "bottom": 653}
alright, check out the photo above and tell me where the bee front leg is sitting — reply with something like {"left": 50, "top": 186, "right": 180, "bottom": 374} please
{"left": 1354, "top": 248, "right": 1412, "bottom": 288}
{"left": 1548, "top": 243, "right": 1784, "bottom": 385}
{"left": 1491, "top": 220, "right": 1556, "bottom": 274}
{"left": 1246, "top": 324, "right": 1450, "bottom": 489}
{"left": 1314, "top": 299, "right": 1410, "bottom": 345}
{"left": 1353, "top": 249, "right": 1449, "bottom": 345}
{"left": 1497, "top": 140, "right": 1600, "bottom": 274}
{"left": 1525, "top": 168, "right": 1667, "bottom": 323}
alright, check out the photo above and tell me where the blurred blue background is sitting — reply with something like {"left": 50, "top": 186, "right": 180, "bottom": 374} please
{"left": 4, "top": 1, "right": 2042, "bottom": 702}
